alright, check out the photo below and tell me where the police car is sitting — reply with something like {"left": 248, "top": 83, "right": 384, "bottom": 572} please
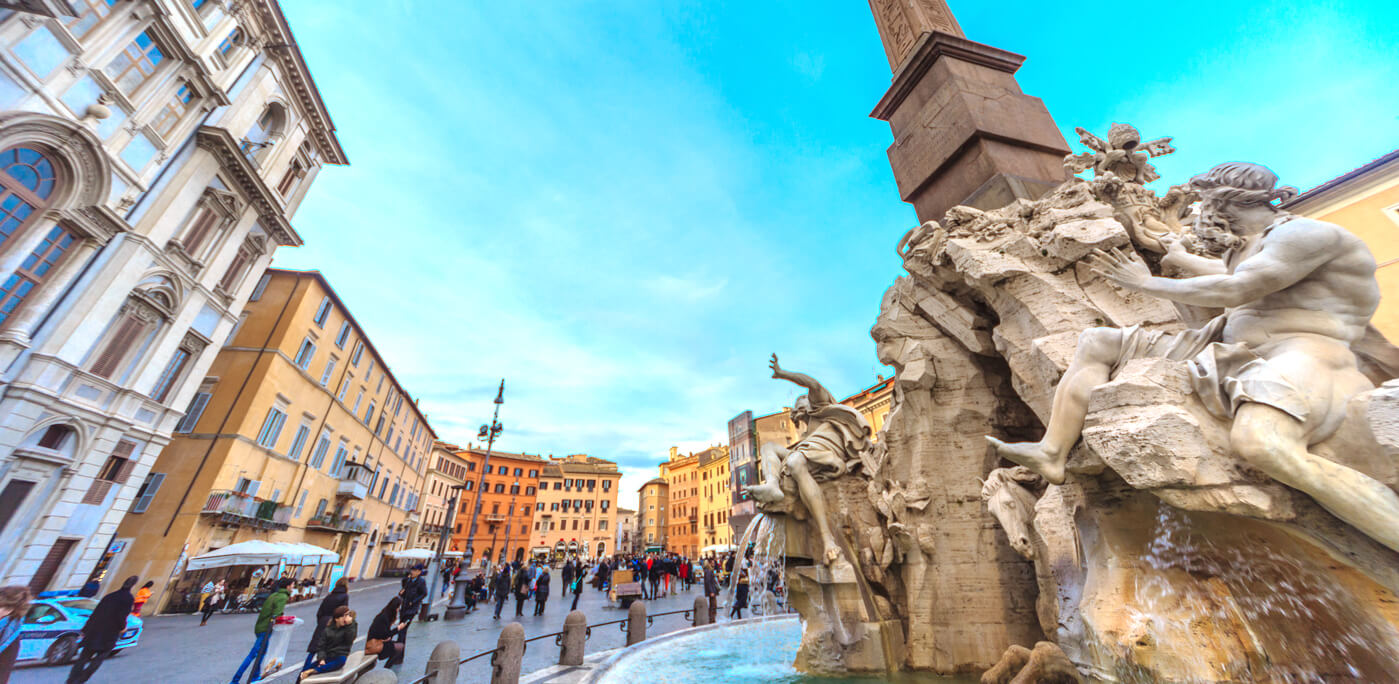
{"left": 17, "top": 597, "right": 143, "bottom": 665}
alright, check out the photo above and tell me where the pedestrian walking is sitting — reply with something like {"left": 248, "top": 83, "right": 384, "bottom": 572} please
{"left": 512, "top": 563, "right": 531, "bottom": 617}
{"left": 703, "top": 563, "right": 719, "bottom": 625}
{"left": 647, "top": 561, "right": 660, "bottom": 600}
{"left": 397, "top": 564, "right": 427, "bottom": 641}
{"left": 366, "top": 597, "right": 406, "bottom": 671}
{"left": 731, "top": 567, "right": 749, "bottom": 619}
{"left": 201, "top": 579, "right": 226, "bottom": 626}
{"left": 570, "top": 570, "right": 584, "bottom": 611}
{"left": 303, "top": 577, "right": 349, "bottom": 670}
{"left": 491, "top": 565, "right": 512, "bottom": 620}
{"left": 561, "top": 560, "right": 574, "bottom": 599}
{"left": 0, "top": 586, "right": 31, "bottom": 684}
{"left": 465, "top": 572, "right": 484, "bottom": 614}
{"left": 298, "top": 606, "right": 356, "bottom": 680}
{"left": 67, "top": 576, "right": 136, "bottom": 684}
{"left": 229, "top": 577, "right": 291, "bottom": 684}
{"left": 533, "top": 568, "right": 550, "bottom": 616}
{"left": 130, "top": 580, "right": 153, "bottom": 616}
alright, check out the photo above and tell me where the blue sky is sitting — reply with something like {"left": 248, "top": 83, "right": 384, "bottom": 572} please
{"left": 274, "top": 1, "right": 1399, "bottom": 498}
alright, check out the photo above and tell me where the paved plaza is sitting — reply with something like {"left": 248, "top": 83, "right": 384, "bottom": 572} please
{"left": 11, "top": 575, "right": 710, "bottom": 684}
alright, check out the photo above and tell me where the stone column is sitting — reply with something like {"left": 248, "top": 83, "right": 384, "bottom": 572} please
{"left": 626, "top": 600, "right": 646, "bottom": 645}
{"left": 692, "top": 595, "right": 709, "bottom": 626}
{"left": 867, "top": 6, "right": 1069, "bottom": 222}
{"left": 490, "top": 622, "right": 525, "bottom": 684}
{"left": 424, "top": 640, "right": 460, "bottom": 683}
{"left": 0, "top": 237, "right": 100, "bottom": 346}
{"left": 559, "top": 610, "right": 587, "bottom": 666}
{"left": 444, "top": 575, "right": 468, "bottom": 620}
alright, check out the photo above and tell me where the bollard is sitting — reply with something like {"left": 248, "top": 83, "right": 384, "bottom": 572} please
{"left": 626, "top": 600, "right": 647, "bottom": 645}
{"left": 359, "top": 671, "right": 398, "bottom": 684}
{"left": 424, "top": 639, "right": 460, "bottom": 684}
{"left": 559, "top": 610, "right": 587, "bottom": 666}
{"left": 490, "top": 622, "right": 526, "bottom": 684}
{"left": 444, "top": 576, "right": 469, "bottom": 620}
{"left": 692, "top": 595, "right": 709, "bottom": 626}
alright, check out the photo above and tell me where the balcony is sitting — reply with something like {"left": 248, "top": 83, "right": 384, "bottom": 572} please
{"left": 336, "top": 461, "right": 373, "bottom": 500}
{"left": 484, "top": 513, "right": 506, "bottom": 523}
{"left": 421, "top": 524, "right": 447, "bottom": 536}
{"left": 201, "top": 490, "right": 291, "bottom": 531}
{"left": 306, "top": 514, "right": 371, "bottom": 534}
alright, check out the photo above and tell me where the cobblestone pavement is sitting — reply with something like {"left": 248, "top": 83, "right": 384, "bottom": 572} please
{"left": 11, "top": 575, "right": 710, "bottom": 684}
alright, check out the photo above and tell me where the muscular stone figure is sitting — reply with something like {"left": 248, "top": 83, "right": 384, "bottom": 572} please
{"left": 747, "top": 354, "right": 873, "bottom": 565}
{"left": 987, "top": 161, "right": 1399, "bottom": 552}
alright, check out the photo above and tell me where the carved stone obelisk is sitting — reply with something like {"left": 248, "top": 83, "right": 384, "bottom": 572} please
{"left": 868, "top": 0, "right": 1070, "bottom": 222}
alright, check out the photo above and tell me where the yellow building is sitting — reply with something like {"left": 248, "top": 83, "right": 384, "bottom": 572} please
{"left": 1285, "top": 150, "right": 1399, "bottom": 339}
{"left": 661, "top": 446, "right": 700, "bottom": 557}
{"left": 696, "top": 446, "right": 731, "bottom": 553}
{"left": 420, "top": 443, "right": 472, "bottom": 553}
{"left": 637, "top": 477, "right": 668, "bottom": 551}
{"left": 112, "top": 269, "right": 436, "bottom": 612}
{"left": 530, "top": 454, "right": 621, "bottom": 560}
{"left": 843, "top": 377, "right": 894, "bottom": 439}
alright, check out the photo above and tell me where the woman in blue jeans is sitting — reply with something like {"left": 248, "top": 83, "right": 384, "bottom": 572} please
{"left": 299, "top": 606, "right": 356, "bottom": 680}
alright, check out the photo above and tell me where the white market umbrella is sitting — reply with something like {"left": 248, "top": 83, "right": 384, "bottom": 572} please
{"left": 186, "top": 540, "right": 291, "bottom": 571}
{"left": 384, "top": 548, "right": 435, "bottom": 561}
{"left": 283, "top": 542, "right": 339, "bottom": 565}
{"left": 701, "top": 544, "right": 736, "bottom": 554}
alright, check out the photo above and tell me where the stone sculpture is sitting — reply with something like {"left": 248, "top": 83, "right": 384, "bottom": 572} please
{"left": 986, "top": 161, "right": 1399, "bottom": 553}
{"left": 1064, "top": 123, "right": 1186, "bottom": 252}
{"left": 747, "top": 354, "right": 876, "bottom": 565}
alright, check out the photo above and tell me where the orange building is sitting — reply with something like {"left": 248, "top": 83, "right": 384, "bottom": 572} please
{"left": 444, "top": 444, "right": 541, "bottom": 566}
{"left": 661, "top": 446, "right": 700, "bottom": 557}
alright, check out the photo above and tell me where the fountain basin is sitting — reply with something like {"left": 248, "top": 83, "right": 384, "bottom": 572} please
{"left": 586, "top": 615, "right": 975, "bottom": 683}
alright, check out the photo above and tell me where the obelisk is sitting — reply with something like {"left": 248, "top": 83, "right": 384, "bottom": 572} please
{"left": 868, "top": 0, "right": 1069, "bottom": 222}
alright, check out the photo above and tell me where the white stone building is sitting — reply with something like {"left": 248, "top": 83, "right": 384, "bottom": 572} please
{"left": 0, "top": 0, "right": 344, "bottom": 593}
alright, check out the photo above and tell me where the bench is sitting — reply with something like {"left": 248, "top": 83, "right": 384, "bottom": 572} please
{"left": 300, "top": 651, "right": 377, "bottom": 684}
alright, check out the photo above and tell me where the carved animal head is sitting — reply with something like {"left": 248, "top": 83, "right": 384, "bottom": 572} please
{"left": 980, "top": 468, "right": 1040, "bottom": 559}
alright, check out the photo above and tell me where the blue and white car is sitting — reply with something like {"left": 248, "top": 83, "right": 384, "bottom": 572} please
{"left": 16, "top": 597, "right": 142, "bottom": 665}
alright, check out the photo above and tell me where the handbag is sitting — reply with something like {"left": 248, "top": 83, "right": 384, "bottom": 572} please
{"left": 365, "top": 638, "right": 384, "bottom": 656}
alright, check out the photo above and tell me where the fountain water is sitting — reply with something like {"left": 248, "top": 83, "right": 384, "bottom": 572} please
{"left": 723, "top": 512, "right": 790, "bottom": 619}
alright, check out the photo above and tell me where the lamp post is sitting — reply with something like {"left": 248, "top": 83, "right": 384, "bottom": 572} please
{"left": 420, "top": 482, "right": 464, "bottom": 621}
{"left": 462, "top": 379, "right": 504, "bottom": 568}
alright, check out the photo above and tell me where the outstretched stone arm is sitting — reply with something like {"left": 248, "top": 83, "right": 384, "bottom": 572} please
{"left": 1089, "top": 221, "right": 1338, "bottom": 308}
{"left": 770, "top": 354, "right": 836, "bottom": 406}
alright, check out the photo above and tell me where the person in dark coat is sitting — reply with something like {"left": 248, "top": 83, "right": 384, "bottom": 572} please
{"left": 66, "top": 576, "right": 136, "bottom": 684}
{"left": 491, "top": 565, "right": 512, "bottom": 620}
{"left": 367, "top": 597, "right": 406, "bottom": 671}
{"left": 396, "top": 565, "right": 427, "bottom": 642}
{"left": 532, "top": 569, "right": 550, "bottom": 616}
{"left": 703, "top": 563, "right": 720, "bottom": 625}
{"left": 570, "top": 568, "right": 585, "bottom": 611}
{"left": 299, "top": 606, "right": 356, "bottom": 680}
{"left": 730, "top": 565, "right": 750, "bottom": 619}
{"left": 303, "top": 578, "right": 349, "bottom": 670}
{"left": 560, "top": 561, "right": 574, "bottom": 599}
{"left": 512, "top": 564, "right": 531, "bottom": 617}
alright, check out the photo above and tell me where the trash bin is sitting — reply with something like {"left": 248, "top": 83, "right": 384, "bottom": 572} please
{"left": 260, "top": 615, "right": 303, "bottom": 679}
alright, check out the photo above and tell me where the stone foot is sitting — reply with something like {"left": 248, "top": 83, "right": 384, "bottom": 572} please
{"left": 985, "top": 436, "right": 1066, "bottom": 485}
{"left": 822, "top": 540, "right": 842, "bottom": 566}
{"left": 745, "top": 482, "right": 783, "bottom": 504}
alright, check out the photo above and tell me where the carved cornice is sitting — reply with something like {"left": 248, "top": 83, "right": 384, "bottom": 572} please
{"left": 194, "top": 126, "right": 302, "bottom": 246}
{"left": 249, "top": 0, "right": 347, "bottom": 165}
{"left": 870, "top": 31, "right": 1027, "bottom": 121}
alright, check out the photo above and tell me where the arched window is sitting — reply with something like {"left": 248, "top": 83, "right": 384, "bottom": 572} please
{"left": 0, "top": 147, "right": 76, "bottom": 326}
{"left": 241, "top": 103, "right": 287, "bottom": 160}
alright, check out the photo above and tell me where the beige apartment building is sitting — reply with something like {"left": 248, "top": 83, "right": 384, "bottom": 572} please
{"left": 529, "top": 454, "right": 620, "bottom": 560}
{"left": 112, "top": 269, "right": 436, "bottom": 612}
{"left": 420, "top": 442, "right": 473, "bottom": 552}
{"left": 696, "top": 445, "right": 731, "bottom": 552}
{"left": 638, "top": 477, "right": 667, "bottom": 551}
{"left": 0, "top": 1, "right": 346, "bottom": 593}
{"left": 614, "top": 507, "right": 635, "bottom": 555}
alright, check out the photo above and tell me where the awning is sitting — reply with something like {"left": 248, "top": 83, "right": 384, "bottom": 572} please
{"left": 384, "top": 548, "right": 435, "bottom": 561}
{"left": 186, "top": 541, "right": 339, "bottom": 571}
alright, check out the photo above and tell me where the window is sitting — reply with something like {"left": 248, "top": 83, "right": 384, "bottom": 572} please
{"left": 525, "top": 486, "right": 535, "bottom": 495}
{"left": 494, "top": 483, "right": 504, "bottom": 493}
{"left": 337, "top": 374, "right": 352, "bottom": 401}
{"left": 174, "top": 391, "right": 211, "bottom": 433}
{"left": 277, "top": 159, "right": 304, "bottom": 196}
{"left": 313, "top": 296, "right": 331, "bottom": 327}
{"left": 352, "top": 389, "right": 363, "bottom": 413}
{"left": 0, "top": 146, "right": 55, "bottom": 255}
{"left": 249, "top": 273, "right": 270, "bottom": 302}
{"left": 528, "top": 469, "right": 538, "bottom": 478}
{"left": 130, "top": 472, "right": 164, "bottom": 514}
{"left": 294, "top": 490, "right": 308, "bottom": 517}
{"left": 509, "top": 484, "right": 519, "bottom": 495}
{"left": 309, "top": 433, "right": 331, "bottom": 469}
{"left": 287, "top": 424, "right": 310, "bottom": 461}
{"left": 175, "top": 205, "right": 220, "bottom": 259}
{"left": 293, "top": 337, "right": 315, "bottom": 369}
{"left": 335, "top": 321, "right": 350, "bottom": 348}
{"left": 217, "top": 28, "right": 241, "bottom": 58}
{"left": 83, "top": 439, "right": 136, "bottom": 505}
{"left": 104, "top": 31, "right": 165, "bottom": 93}
{"left": 513, "top": 468, "right": 522, "bottom": 477}
{"left": 313, "top": 498, "right": 327, "bottom": 518}
{"left": 330, "top": 442, "right": 349, "bottom": 477}
{"left": 351, "top": 341, "right": 364, "bottom": 366}
{"left": 217, "top": 239, "right": 258, "bottom": 294}
{"left": 66, "top": 0, "right": 117, "bottom": 40}
{"left": 363, "top": 401, "right": 374, "bottom": 426}
{"left": 151, "top": 81, "right": 193, "bottom": 139}
{"left": 241, "top": 105, "right": 285, "bottom": 158}
{"left": 0, "top": 225, "right": 75, "bottom": 327}
{"left": 150, "top": 335, "right": 200, "bottom": 402}
{"left": 89, "top": 300, "right": 159, "bottom": 380}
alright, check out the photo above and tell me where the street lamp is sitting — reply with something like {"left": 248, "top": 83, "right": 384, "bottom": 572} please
{"left": 445, "top": 380, "right": 504, "bottom": 621}
{"left": 420, "top": 481, "right": 464, "bottom": 621}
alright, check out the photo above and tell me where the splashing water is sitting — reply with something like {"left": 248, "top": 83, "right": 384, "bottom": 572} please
{"left": 722, "top": 512, "right": 791, "bottom": 619}
{"left": 1117, "top": 502, "right": 1399, "bottom": 683}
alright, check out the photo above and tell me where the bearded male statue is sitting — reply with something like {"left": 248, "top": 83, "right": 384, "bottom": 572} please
{"left": 746, "top": 354, "right": 874, "bottom": 565}
{"left": 987, "top": 161, "right": 1399, "bottom": 552}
